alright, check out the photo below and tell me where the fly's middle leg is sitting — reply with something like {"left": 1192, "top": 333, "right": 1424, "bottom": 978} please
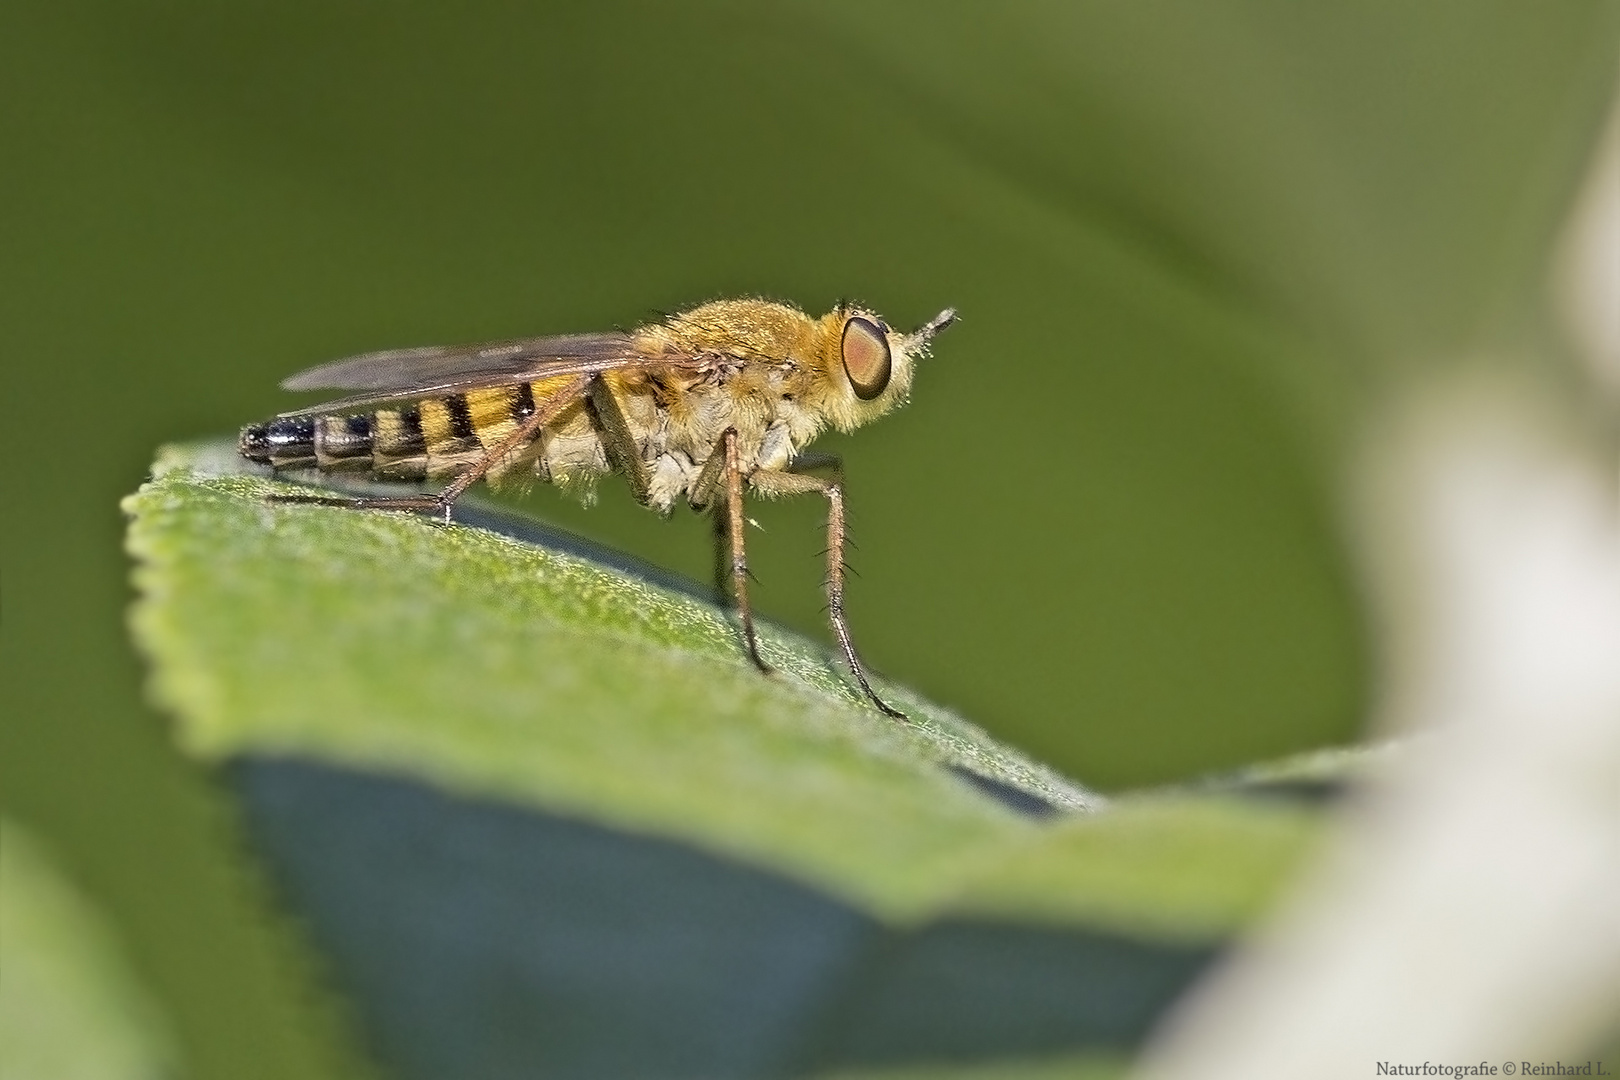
{"left": 689, "top": 428, "right": 769, "bottom": 673}
{"left": 719, "top": 429, "right": 770, "bottom": 674}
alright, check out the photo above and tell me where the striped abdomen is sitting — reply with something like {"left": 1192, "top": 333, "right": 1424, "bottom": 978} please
{"left": 240, "top": 384, "right": 541, "bottom": 482}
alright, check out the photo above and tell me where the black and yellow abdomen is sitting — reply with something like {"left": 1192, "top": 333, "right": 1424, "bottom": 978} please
{"left": 239, "top": 384, "right": 540, "bottom": 481}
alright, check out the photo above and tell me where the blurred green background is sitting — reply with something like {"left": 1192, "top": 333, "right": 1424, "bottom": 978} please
{"left": 3, "top": 2, "right": 1615, "bottom": 1077}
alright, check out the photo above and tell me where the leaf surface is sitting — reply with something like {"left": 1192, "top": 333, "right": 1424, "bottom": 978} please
{"left": 124, "top": 442, "right": 1329, "bottom": 1077}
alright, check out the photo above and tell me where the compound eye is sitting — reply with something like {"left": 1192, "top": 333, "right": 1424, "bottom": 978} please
{"left": 841, "top": 316, "right": 892, "bottom": 400}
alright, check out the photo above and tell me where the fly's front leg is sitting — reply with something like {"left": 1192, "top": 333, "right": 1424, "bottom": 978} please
{"left": 268, "top": 376, "right": 589, "bottom": 524}
{"left": 822, "top": 479, "right": 906, "bottom": 719}
{"left": 750, "top": 461, "right": 905, "bottom": 719}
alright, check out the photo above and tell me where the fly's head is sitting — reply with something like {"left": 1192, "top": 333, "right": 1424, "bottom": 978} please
{"left": 808, "top": 303, "right": 957, "bottom": 433}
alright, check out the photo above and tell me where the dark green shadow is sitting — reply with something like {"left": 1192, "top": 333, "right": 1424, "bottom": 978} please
{"left": 235, "top": 757, "right": 1215, "bottom": 1080}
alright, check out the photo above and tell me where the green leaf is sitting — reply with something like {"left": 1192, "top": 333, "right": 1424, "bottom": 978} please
{"left": 126, "top": 441, "right": 1099, "bottom": 922}
{"left": 123, "top": 441, "right": 1327, "bottom": 1077}
{"left": 0, "top": 819, "right": 183, "bottom": 1080}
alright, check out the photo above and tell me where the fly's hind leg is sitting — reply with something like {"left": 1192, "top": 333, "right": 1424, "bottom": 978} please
{"left": 267, "top": 489, "right": 452, "bottom": 521}
{"left": 690, "top": 428, "right": 770, "bottom": 675}
{"left": 750, "top": 458, "right": 906, "bottom": 720}
{"left": 267, "top": 375, "right": 590, "bottom": 524}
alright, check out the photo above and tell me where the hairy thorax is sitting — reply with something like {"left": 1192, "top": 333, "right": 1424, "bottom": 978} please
{"left": 533, "top": 357, "right": 826, "bottom": 513}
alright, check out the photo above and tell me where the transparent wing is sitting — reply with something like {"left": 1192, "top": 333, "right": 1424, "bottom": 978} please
{"left": 275, "top": 331, "right": 697, "bottom": 417}
{"left": 282, "top": 332, "right": 641, "bottom": 391}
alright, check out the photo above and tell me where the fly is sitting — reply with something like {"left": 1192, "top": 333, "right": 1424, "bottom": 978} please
{"left": 240, "top": 297, "right": 957, "bottom": 718}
